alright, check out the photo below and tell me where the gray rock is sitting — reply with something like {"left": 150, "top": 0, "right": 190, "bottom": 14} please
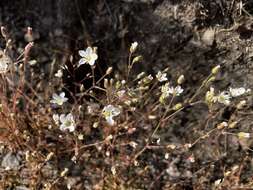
{"left": 15, "top": 186, "right": 30, "bottom": 190}
{"left": 1, "top": 152, "right": 20, "bottom": 170}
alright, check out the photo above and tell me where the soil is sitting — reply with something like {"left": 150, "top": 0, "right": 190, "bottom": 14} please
{"left": 1, "top": 0, "right": 253, "bottom": 189}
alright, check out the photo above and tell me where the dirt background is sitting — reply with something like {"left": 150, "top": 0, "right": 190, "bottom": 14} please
{"left": 1, "top": 0, "right": 253, "bottom": 189}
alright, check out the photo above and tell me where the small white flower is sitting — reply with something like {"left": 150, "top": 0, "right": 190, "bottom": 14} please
{"left": 229, "top": 87, "right": 250, "bottom": 97}
{"left": 130, "top": 42, "right": 138, "bottom": 53}
{"left": 217, "top": 91, "right": 231, "bottom": 106}
{"left": 117, "top": 90, "right": 126, "bottom": 98}
{"left": 29, "top": 59, "right": 37, "bottom": 66}
{"left": 111, "top": 166, "right": 116, "bottom": 175}
{"left": 59, "top": 113, "right": 76, "bottom": 132}
{"left": 0, "top": 51, "right": 11, "bottom": 74}
{"left": 156, "top": 71, "right": 168, "bottom": 82}
{"left": 129, "top": 141, "right": 138, "bottom": 149}
{"left": 50, "top": 92, "right": 68, "bottom": 106}
{"left": 78, "top": 134, "right": 84, "bottom": 140}
{"left": 78, "top": 47, "right": 98, "bottom": 66}
{"left": 55, "top": 69, "right": 63, "bottom": 78}
{"left": 102, "top": 105, "right": 121, "bottom": 126}
{"left": 0, "top": 61, "right": 8, "bottom": 73}
{"left": 214, "top": 179, "right": 222, "bottom": 187}
{"left": 168, "top": 85, "right": 184, "bottom": 96}
{"left": 165, "top": 153, "right": 169, "bottom": 159}
{"left": 53, "top": 114, "right": 60, "bottom": 125}
{"left": 147, "top": 74, "right": 153, "bottom": 81}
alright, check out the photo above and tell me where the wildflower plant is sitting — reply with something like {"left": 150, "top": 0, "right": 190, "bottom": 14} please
{"left": 0, "top": 26, "right": 252, "bottom": 189}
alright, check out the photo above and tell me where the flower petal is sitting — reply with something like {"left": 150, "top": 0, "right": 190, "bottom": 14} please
{"left": 60, "top": 92, "right": 65, "bottom": 98}
{"left": 106, "top": 117, "right": 115, "bottom": 126}
{"left": 68, "top": 125, "right": 75, "bottom": 132}
{"left": 86, "top": 47, "right": 93, "bottom": 54}
{"left": 59, "top": 114, "right": 66, "bottom": 123}
{"left": 78, "top": 58, "right": 86, "bottom": 66}
{"left": 89, "top": 59, "right": 95, "bottom": 66}
{"left": 78, "top": 50, "right": 87, "bottom": 57}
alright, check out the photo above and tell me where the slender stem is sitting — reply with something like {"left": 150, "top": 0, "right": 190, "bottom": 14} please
{"left": 189, "top": 73, "right": 212, "bottom": 103}
{"left": 91, "top": 66, "right": 95, "bottom": 87}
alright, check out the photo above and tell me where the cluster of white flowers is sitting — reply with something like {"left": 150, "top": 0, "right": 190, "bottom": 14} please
{"left": 102, "top": 105, "right": 121, "bottom": 126}
{"left": 53, "top": 113, "right": 76, "bottom": 132}
{"left": 206, "top": 87, "right": 251, "bottom": 106}
{"left": 161, "top": 83, "right": 183, "bottom": 98}
{"left": 78, "top": 47, "right": 98, "bottom": 66}
{"left": 159, "top": 83, "right": 183, "bottom": 104}
{"left": 50, "top": 92, "right": 75, "bottom": 132}
{"left": 50, "top": 92, "right": 68, "bottom": 106}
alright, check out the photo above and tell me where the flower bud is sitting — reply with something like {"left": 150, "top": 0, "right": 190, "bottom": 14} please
{"left": 236, "top": 100, "right": 246, "bottom": 110}
{"left": 173, "top": 103, "right": 183, "bottom": 110}
{"left": 130, "top": 42, "right": 138, "bottom": 53}
{"left": 104, "top": 79, "right": 109, "bottom": 89}
{"left": 45, "top": 152, "right": 54, "bottom": 162}
{"left": 211, "top": 65, "right": 221, "bottom": 75}
{"left": 137, "top": 72, "right": 145, "bottom": 79}
{"left": 106, "top": 67, "right": 113, "bottom": 75}
{"left": 132, "top": 56, "right": 142, "bottom": 64}
{"left": 206, "top": 76, "right": 216, "bottom": 86}
{"left": 1, "top": 26, "right": 7, "bottom": 38}
{"left": 177, "top": 75, "right": 185, "bottom": 84}
{"left": 60, "top": 168, "right": 69, "bottom": 177}
{"left": 228, "top": 121, "right": 238, "bottom": 129}
{"left": 217, "top": 122, "right": 228, "bottom": 130}
{"left": 237, "top": 132, "right": 250, "bottom": 139}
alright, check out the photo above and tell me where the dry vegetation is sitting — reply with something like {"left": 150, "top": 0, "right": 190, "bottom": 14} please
{"left": 1, "top": 1, "right": 253, "bottom": 190}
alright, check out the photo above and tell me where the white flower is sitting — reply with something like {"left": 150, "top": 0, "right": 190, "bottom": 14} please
{"left": 102, "top": 105, "right": 121, "bottom": 126}
{"left": 156, "top": 71, "right": 168, "bottom": 82}
{"left": 130, "top": 42, "right": 138, "bottom": 53}
{"left": 217, "top": 91, "right": 231, "bottom": 106}
{"left": 229, "top": 87, "right": 250, "bottom": 97}
{"left": 59, "top": 113, "right": 76, "bottom": 132}
{"left": 78, "top": 47, "right": 98, "bottom": 66}
{"left": 50, "top": 92, "right": 68, "bottom": 106}
{"left": 0, "top": 61, "right": 8, "bottom": 73}
{"left": 53, "top": 114, "right": 60, "bottom": 125}
{"left": 168, "top": 85, "right": 184, "bottom": 96}
{"left": 0, "top": 52, "right": 10, "bottom": 74}
{"left": 55, "top": 69, "right": 63, "bottom": 78}
{"left": 111, "top": 166, "right": 116, "bottom": 175}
